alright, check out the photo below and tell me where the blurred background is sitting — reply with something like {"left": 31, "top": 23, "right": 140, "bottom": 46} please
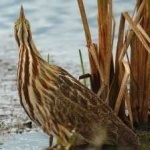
{"left": 0, "top": 0, "right": 136, "bottom": 75}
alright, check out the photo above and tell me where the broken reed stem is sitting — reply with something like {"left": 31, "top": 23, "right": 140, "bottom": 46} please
{"left": 131, "top": 0, "right": 150, "bottom": 124}
{"left": 137, "top": 23, "right": 150, "bottom": 43}
{"left": 119, "top": 0, "right": 145, "bottom": 61}
{"left": 123, "top": 12, "right": 150, "bottom": 53}
{"left": 78, "top": 0, "right": 149, "bottom": 126}
{"left": 77, "top": 0, "right": 92, "bottom": 46}
{"left": 78, "top": 0, "right": 104, "bottom": 94}
{"left": 114, "top": 61, "right": 130, "bottom": 115}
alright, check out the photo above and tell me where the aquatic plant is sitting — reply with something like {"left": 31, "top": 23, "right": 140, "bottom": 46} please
{"left": 78, "top": 0, "right": 150, "bottom": 148}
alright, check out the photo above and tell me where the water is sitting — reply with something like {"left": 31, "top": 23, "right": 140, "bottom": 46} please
{"left": 0, "top": 0, "right": 136, "bottom": 69}
{"left": 0, "top": 0, "right": 137, "bottom": 149}
{"left": 2, "top": 131, "right": 50, "bottom": 150}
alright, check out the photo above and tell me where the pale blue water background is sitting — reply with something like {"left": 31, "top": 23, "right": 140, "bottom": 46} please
{"left": 0, "top": 0, "right": 136, "bottom": 73}
{"left": 0, "top": 0, "right": 136, "bottom": 149}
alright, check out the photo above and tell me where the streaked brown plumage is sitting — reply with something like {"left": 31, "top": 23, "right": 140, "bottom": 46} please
{"left": 14, "top": 6, "right": 139, "bottom": 149}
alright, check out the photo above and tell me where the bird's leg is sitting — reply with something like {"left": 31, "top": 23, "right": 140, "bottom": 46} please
{"left": 44, "top": 135, "right": 54, "bottom": 150}
{"left": 47, "top": 136, "right": 65, "bottom": 150}
{"left": 49, "top": 134, "right": 53, "bottom": 147}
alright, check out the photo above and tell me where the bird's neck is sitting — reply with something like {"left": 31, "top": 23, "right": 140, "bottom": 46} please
{"left": 20, "top": 39, "right": 41, "bottom": 57}
{"left": 18, "top": 40, "right": 40, "bottom": 78}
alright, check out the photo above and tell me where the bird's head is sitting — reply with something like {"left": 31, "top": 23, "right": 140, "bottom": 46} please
{"left": 14, "top": 6, "right": 32, "bottom": 47}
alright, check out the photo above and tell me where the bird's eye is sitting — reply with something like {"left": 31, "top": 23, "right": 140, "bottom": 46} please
{"left": 14, "top": 19, "right": 20, "bottom": 29}
{"left": 25, "top": 19, "right": 30, "bottom": 29}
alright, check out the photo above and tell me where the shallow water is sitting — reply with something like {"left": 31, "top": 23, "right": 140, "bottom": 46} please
{"left": 2, "top": 131, "right": 50, "bottom": 150}
{"left": 0, "top": 0, "right": 139, "bottom": 149}
{"left": 0, "top": 0, "right": 136, "bottom": 68}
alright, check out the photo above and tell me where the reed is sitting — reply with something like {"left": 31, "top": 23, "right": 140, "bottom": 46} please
{"left": 130, "top": 0, "right": 150, "bottom": 126}
{"left": 78, "top": 0, "right": 150, "bottom": 130}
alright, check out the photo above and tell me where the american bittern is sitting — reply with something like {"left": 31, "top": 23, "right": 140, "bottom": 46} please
{"left": 14, "top": 6, "right": 139, "bottom": 149}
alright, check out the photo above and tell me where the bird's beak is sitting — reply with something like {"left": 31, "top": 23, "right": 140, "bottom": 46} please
{"left": 19, "top": 5, "right": 26, "bottom": 20}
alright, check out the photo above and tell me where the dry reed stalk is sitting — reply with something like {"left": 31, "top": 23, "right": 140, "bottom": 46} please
{"left": 111, "top": 0, "right": 148, "bottom": 125}
{"left": 130, "top": 33, "right": 139, "bottom": 124}
{"left": 125, "top": 89, "right": 134, "bottom": 129}
{"left": 119, "top": 0, "right": 145, "bottom": 61}
{"left": 97, "top": 0, "right": 115, "bottom": 100}
{"left": 123, "top": 12, "right": 150, "bottom": 52}
{"left": 78, "top": 0, "right": 129, "bottom": 121}
{"left": 78, "top": 0, "right": 150, "bottom": 127}
{"left": 109, "top": 13, "right": 125, "bottom": 110}
{"left": 109, "top": 13, "right": 131, "bottom": 121}
{"left": 114, "top": 61, "right": 130, "bottom": 116}
{"left": 130, "top": 0, "right": 150, "bottom": 125}
{"left": 77, "top": 0, "right": 103, "bottom": 93}
{"left": 113, "top": 0, "right": 145, "bottom": 125}
{"left": 139, "top": 0, "right": 150, "bottom": 124}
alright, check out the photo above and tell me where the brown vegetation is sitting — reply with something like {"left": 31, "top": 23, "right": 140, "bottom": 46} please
{"left": 78, "top": 0, "right": 150, "bottom": 132}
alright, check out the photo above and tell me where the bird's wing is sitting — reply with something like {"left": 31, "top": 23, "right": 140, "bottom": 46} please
{"left": 41, "top": 64, "right": 138, "bottom": 148}
{"left": 50, "top": 66, "right": 112, "bottom": 129}
{"left": 38, "top": 61, "right": 121, "bottom": 144}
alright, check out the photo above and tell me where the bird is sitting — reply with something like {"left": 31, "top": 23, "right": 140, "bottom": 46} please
{"left": 14, "top": 6, "right": 139, "bottom": 149}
